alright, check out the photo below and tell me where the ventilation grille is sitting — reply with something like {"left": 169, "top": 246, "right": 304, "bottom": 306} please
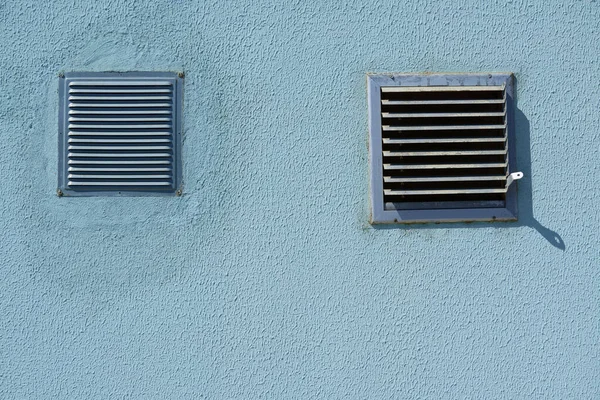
{"left": 60, "top": 74, "right": 181, "bottom": 194}
{"left": 380, "top": 85, "right": 508, "bottom": 210}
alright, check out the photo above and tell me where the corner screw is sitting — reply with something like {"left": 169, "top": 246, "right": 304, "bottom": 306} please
{"left": 176, "top": 189, "right": 182, "bottom": 196}
{"left": 178, "top": 71, "right": 185, "bottom": 78}
{"left": 58, "top": 72, "right": 65, "bottom": 78}
{"left": 57, "top": 189, "right": 63, "bottom": 197}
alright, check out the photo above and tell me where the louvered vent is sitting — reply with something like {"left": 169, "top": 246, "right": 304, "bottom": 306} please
{"left": 368, "top": 74, "right": 520, "bottom": 223}
{"left": 58, "top": 72, "right": 182, "bottom": 196}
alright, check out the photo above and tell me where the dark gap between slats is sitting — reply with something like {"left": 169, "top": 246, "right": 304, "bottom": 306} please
{"left": 382, "top": 116, "right": 504, "bottom": 127}
{"left": 383, "top": 155, "right": 507, "bottom": 165}
{"left": 384, "top": 193, "right": 506, "bottom": 203}
{"left": 382, "top": 142, "right": 506, "bottom": 152}
{"left": 384, "top": 167, "right": 506, "bottom": 178}
{"left": 381, "top": 103, "right": 504, "bottom": 113}
{"left": 382, "top": 128, "right": 505, "bottom": 139}
{"left": 382, "top": 91, "right": 504, "bottom": 101}
{"left": 384, "top": 180, "right": 506, "bottom": 190}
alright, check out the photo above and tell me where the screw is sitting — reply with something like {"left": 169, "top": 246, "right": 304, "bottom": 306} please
{"left": 57, "top": 189, "right": 63, "bottom": 197}
{"left": 178, "top": 71, "right": 185, "bottom": 78}
{"left": 176, "top": 189, "right": 183, "bottom": 196}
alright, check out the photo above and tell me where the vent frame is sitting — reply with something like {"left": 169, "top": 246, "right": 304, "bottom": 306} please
{"left": 368, "top": 73, "right": 518, "bottom": 224}
{"left": 58, "top": 71, "right": 183, "bottom": 197}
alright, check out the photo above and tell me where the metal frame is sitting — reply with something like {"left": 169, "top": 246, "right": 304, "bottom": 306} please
{"left": 367, "top": 73, "right": 518, "bottom": 224}
{"left": 58, "top": 71, "right": 183, "bottom": 197}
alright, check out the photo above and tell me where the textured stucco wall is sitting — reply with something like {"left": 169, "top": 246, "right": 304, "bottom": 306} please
{"left": 1, "top": 1, "right": 599, "bottom": 398}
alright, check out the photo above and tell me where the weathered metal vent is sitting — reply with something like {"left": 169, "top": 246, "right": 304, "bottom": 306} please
{"left": 368, "top": 74, "right": 521, "bottom": 223}
{"left": 58, "top": 72, "right": 183, "bottom": 196}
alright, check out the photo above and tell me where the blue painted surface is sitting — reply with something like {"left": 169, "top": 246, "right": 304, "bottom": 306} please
{"left": 0, "top": 1, "right": 598, "bottom": 398}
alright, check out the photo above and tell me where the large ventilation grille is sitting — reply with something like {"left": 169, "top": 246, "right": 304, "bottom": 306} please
{"left": 62, "top": 76, "right": 179, "bottom": 193}
{"left": 380, "top": 85, "right": 509, "bottom": 210}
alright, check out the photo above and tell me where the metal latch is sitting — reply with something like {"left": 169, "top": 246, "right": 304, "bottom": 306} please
{"left": 506, "top": 172, "right": 524, "bottom": 187}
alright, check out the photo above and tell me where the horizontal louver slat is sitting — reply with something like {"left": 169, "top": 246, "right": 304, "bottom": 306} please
{"left": 68, "top": 152, "right": 172, "bottom": 158}
{"left": 383, "top": 150, "right": 506, "bottom": 156}
{"left": 69, "top": 117, "right": 172, "bottom": 122}
{"left": 381, "top": 85, "right": 504, "bottom": 92}
{"left": 384, "top": 176, "right": 507, "bottom": 183}
{"left": 382, "top": 112, "right": 505, "bottom": 118}
{"left": 69, "top": 167, "right": 172, "bottom": 172}
{"left": 68, "top": 138, "right": 172, "bottom": 143}
{"left": 68, "top": 160, "right": 171, "bottom": 166}
{"left": 69, "top": 88, "right": 173, "bottom": 94}
{"left": 384, "top": 163, "right": 508, "bottom": 170}
{"left": 381, "top": 84, "right": 508, "bottom": 207}
{"left": 69, "top": 124, "right": 171, "bottom": 129}
{"left": 69, "top": 80, "right": 173, "bottom": 86}
{"left": 382, "top": 125, "right": 506, "bottom": 131}
{"left": 69, "top": 96, "right": 172, "bottom": 101}
{"left": 69, "top": 110, "right": 172, "bottom": 115}
{"left": 65, "top": 78, "right": 176, "bottom": 191}
{"left": 69, "top": 103, "right": 172, "bottom": 108}
{"left": 383, "top": 137, "right": 506, "bottom": 144}
{"left": 68, "top": 131, "right": 171, "bottom": 136}
{"left": 68, "top": 181, "right": 173, "bottom": 186}
{"left": 68, "top": 146, "right": 172, "bottom": 151}
{"left": 385, "top": 188, "right": 507, "bottom": 195}
{"left": 68, "top": 174, "right": 172, "bottom": 179}
{"left": 381, "top": 99, "right": 505, "bottom": 105}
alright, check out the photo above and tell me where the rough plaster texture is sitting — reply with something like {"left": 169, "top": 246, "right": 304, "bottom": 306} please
{"left": 1, "top": 1, "right": 599, "bottom": 398}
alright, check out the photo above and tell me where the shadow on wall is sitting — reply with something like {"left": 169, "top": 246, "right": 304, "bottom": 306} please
{"left": 514, "top": 106, "right": 565, "bottom": 250}
{"left": 372, "top": 78, "right": 565, "bottom": 251}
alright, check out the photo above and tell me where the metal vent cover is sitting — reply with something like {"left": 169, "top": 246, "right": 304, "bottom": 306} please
{"left": 58, "top": 72, "right": 183, "bottom": 196}
{"left": 368, "top": 73, "right": 520, "bottom": 223}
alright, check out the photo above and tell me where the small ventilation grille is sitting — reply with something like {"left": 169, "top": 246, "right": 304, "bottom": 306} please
{"left": 381, "top": 85, "right": 508, "bottom": 210}
{"left": 368, "top": 74, "right": 520, "bottom": 223}
{"left": 58, "top": 72, "right": 182, "bottom": 196}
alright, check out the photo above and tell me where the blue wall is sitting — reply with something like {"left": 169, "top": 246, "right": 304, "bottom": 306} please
{"left": 1, "top": 1, "right": 599, "bottom": 398}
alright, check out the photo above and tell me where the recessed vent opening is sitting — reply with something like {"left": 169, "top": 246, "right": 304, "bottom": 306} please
{"left": 58, "top": 73, "right": 183, "bottom": 196}
{"left": 380, "top": 85, "right": 508, "bottom": 211}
